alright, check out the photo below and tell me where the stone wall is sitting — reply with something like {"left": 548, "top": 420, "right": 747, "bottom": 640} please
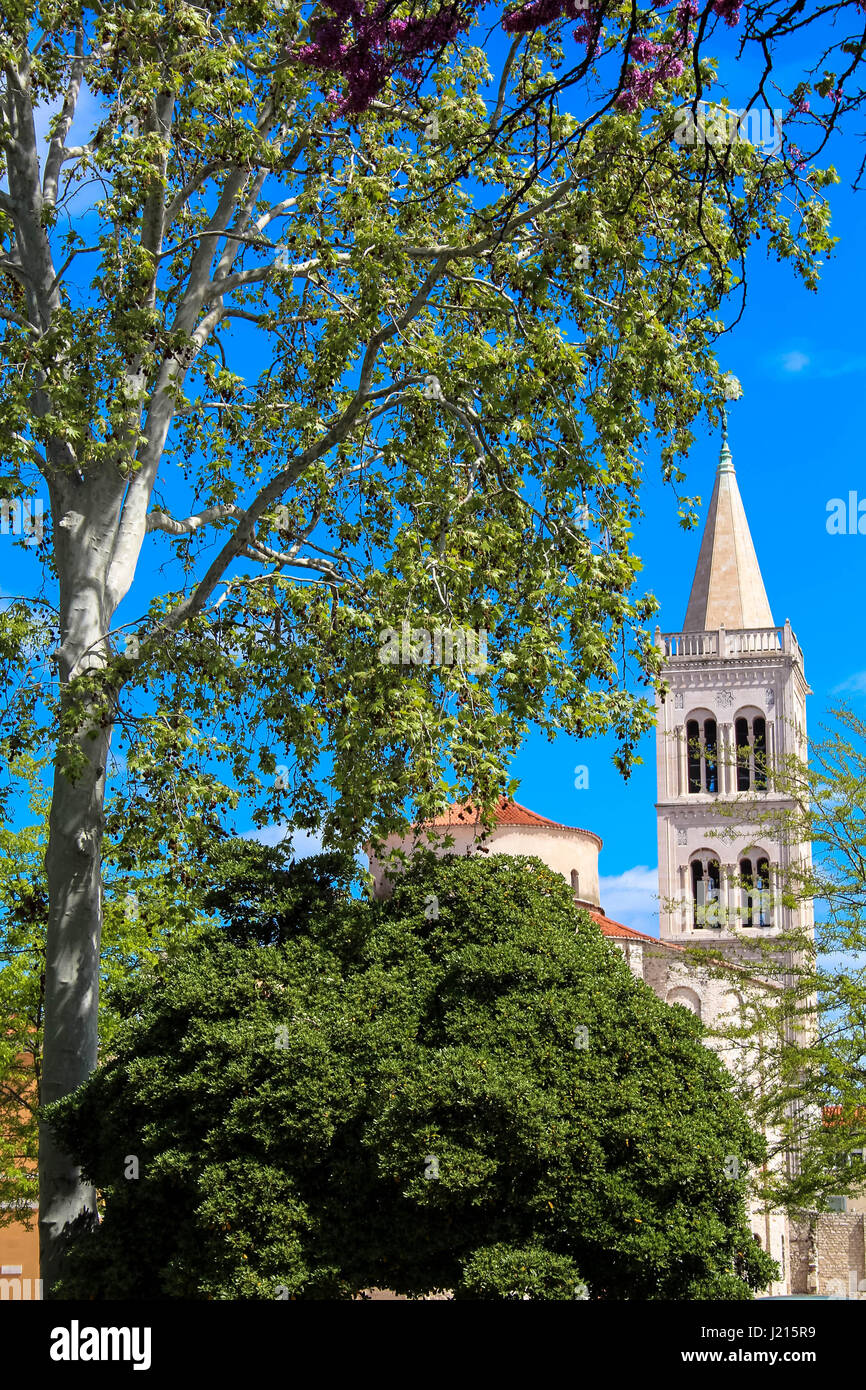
{"left": 790, "top": 1211, "right": 866, "bottom": 1298}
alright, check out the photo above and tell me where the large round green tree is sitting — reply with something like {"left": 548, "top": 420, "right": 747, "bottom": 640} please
{"left": 47, "top": 845, "right": 778, "bottom": 1299}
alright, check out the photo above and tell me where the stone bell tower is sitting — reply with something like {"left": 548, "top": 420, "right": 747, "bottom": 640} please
{"left": 654, "top": 425, "right": 813, "bottom": 958}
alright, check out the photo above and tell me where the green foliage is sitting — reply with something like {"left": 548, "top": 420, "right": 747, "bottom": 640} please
{"left": 47, "top": 846, "right": 778, "bottom": 1298}
{"left": 0, "top": 765, "right": 45, "bottom": 1226}
{"left": 454, "top": 1242, "right": 587, "bottom": 1301}
{"left": 0, "top": 760, "right": 208, "bottom": 1225}
{"left": 0, "top": 606, "right": 48, "bottom": 823}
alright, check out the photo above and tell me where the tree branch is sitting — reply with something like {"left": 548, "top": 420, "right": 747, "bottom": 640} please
{"left": 43, "top": 27, "right": 86, "bottom": 208}
{"left": 0, "top": 308, "right": 38, "bottom": 332}
{"left": 241, "top": 540, "right": 344, "bottom": 579}
{"left": 145, "top": 504, "right": 242, "bottom": 536}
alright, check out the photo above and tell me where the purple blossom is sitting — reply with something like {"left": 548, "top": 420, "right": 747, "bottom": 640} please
{"left": 616, "top": 87, "right": 641, "bottom": 113}
{"left": 787, "top": 142, "right": 806, "bottom": 172}
{"left": 296, "top": 0, "right": 700, "bottom": 119}
{"left": 616, "top": 65, "right": 661, "bottom": 108}
{"left": 297, "top": 1, "right": 475, "bottom": 115}
{"left": 711, "top": 0, "right": 742, "bottom": 26}
{"left": 618, "top": 28, "right": 688, "bottom": 112}
{"left": 502, "top": 0, "right": 586, "bottom": 31}
{"left": 571, "top": 19, "right": 602, "bottom": 57}
{"left": 674, "top": 0, "right": 697, "bottom": 42}
{"left": 629, "top": 36, "right": 660, "bottom": 63}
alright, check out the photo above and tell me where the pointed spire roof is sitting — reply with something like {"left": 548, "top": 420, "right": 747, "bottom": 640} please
{"left": 682, "top": 427, "right": 773, "bottom": 631}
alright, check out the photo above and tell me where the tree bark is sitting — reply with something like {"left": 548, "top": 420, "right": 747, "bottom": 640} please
{"left": 40, "top": 728, "right": 108, "bottom": 1293}
{"left": 38, "top": 477, "right": 123, "bottom": 1294}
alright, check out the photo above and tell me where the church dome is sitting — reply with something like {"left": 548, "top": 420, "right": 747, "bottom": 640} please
{"left": 368, "top": 796, "right": 602, "bottom": 910}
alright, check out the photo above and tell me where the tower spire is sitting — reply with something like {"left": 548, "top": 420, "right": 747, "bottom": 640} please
{"left": 719, "top": 406, "right": 734, "bottom": 474}
{"left": 682, "top": 421, "right": 773, "bottom": 632}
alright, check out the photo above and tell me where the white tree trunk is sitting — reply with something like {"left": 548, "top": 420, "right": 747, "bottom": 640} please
{"left": 39, "top": 478, "right": 125, "bottom": 1294}
{"left": 40, "top": 729, "right": 108, "bottom": 1292}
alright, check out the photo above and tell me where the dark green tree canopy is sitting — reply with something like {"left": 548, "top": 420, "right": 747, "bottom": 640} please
{"left": 48, "top": 846, "right": 778, "bottom": 1299}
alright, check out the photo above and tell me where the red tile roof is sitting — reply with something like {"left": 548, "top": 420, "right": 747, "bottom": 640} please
{"left": 589, "top": 909, "right": 682, "bottom": 949}
{"left": 423, "top": 797, "right": 602, "bottom": 846}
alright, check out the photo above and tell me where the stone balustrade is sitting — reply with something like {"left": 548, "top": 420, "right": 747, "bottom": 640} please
{"left": 656, "top": 621, "right": 803, "bottom": 665}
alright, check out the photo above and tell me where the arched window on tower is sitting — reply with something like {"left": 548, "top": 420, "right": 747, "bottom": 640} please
{"left": 756, "top": 856, "right": 771, "bottom": 926}
{"left": 754, "top": 717, "right": 767, "bottom": 791}
{"left": 735, "top": 714, "right": 770, "bottom": 792}
{"left": 687, "top": 720, "right": 701, "bottom": 793}
{"left": 739, "top": 857, "right": 754, "bottom": 927}
{"left": 691, "top": 858, "right": 702, "bottom": 926}
{"left": 736, "top": 717, "right": 750, "bottom": 790}
{"left": 738, "top": 854, "right": 773, "bottom": 927}
{"left": 705, "top": 719, "right": 718, "bottom": 793}
{"left": 571, "top": 869, "right": 580, "bottom": 897}
{"left": 691, "top": 854, "right": 721, "bottom": 929}
{"left": 686, "top": 716, "right": 719, "bottom": 794}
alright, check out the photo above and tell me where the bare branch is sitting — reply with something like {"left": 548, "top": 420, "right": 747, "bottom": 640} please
{"left": 156, "top": 227, "right": 272, "bottom": 264}
{"left": 490, "top": 35, "right": 524, "bottom": 132}
{"left": 254, "top": 195, "right": 300, "bottom": 231}
{"left": 46, "top": 245, "right": 100, "bottom": 297}
{"left": 0, "top": 308, "right": 38, "bottom": 332}
{"left": 145, "top": 504, "right": 243, "bottom": 536}
{"left": 241, "top": 535, "right": 347, "bottom": 581}
{"left": 43, "top": 27, "right": 87, "bottom": 208}
{"left": 164, "top": 160, "right": 242, "bottom": 225}
{"left": 207, "top": 251, "right": 352, "bottom": 300}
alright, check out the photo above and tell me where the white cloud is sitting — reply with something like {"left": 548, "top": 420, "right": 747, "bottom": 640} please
{"left": 831, "top": 671, "right": 866, "bottom": 695}
{"left": 773, "top": 347, "right": 866, "bottom": 380}
{"left": 781, "top": 350, "right": 810, "bottom": 373}
{"left": 241, "top": 824, "right": 325, "bottom": 857}
{"left": 598, "top": 864, "right": 659, "bottom": 937}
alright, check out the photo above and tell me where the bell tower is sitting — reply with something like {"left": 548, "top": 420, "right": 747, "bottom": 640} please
{"left": 654, "top": 422, "right": 813, "bottom": 959}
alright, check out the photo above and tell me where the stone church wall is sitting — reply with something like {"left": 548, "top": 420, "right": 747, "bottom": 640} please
{"left": 790, "top": 1211, "right": 866, "bottom": 1298}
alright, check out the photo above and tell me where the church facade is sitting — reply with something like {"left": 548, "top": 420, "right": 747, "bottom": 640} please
{"left": 371, "top": 429, "right": 866, "bottom": 1299}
